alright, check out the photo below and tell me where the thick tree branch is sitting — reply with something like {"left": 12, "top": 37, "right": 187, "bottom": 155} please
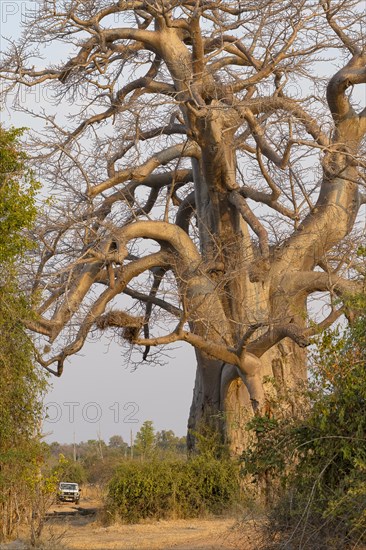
{"left": 283, "top": 270, "right": 361, "bottom": 297}
{"left": 327, "top": 54, "right": 366, "bottom": 123}
{"left": 89, "top": 142, "right": 200, "bottom": 197}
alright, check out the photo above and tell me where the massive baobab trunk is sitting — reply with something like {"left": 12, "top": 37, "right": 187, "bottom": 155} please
{"left": 1, "top": 0, "right": 365, "bottom": 450}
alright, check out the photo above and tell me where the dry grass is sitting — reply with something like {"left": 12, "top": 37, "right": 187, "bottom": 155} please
{"left": 0, "top": 484, "right": 267, "bottom": 550}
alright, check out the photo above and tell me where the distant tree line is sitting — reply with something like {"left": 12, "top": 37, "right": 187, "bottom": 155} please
{"left": 47, "top": 421, "right": 187, "bottom": 485}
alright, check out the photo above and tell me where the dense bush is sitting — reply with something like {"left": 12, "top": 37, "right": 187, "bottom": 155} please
{"left": 281, "top": 314, "right": 366, "bottom": 548}
{"left": 106, "top": 455, "right": 240, "bottom": 523}
{"left": 241, "top": 305, "right": 366, "bottom": 549}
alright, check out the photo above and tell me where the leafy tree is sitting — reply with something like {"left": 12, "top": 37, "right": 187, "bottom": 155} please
{"left": 155, "top": 430, "right": 178, "bottom": 450}
{"left": 134, "top": 421, "right": 156, "bottom": 460}
{"left": 154, "top": 430, "right": 187, "bottom": 457}
{"left": 0, "top": 126, "right": 46, "bottom": 541}
{"left": 107, "top": 435, "right": 129, "bottom": 462}
{"left": 108, "top": 435, "right": 127, "bottom": 450}
{"left": 2, "top": 1, "right": 366, "bottom": 450}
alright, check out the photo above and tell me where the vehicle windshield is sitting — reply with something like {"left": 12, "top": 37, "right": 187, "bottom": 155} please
{"left": 60, "top": 483, "right": 78, "bottom": 490}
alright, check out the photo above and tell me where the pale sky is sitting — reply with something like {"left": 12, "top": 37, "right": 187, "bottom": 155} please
{"left": 43, "top": 338, "right": 196, "bottom": 445}
{"left": 0, "top": 0, "right": 197, "bottom": 445}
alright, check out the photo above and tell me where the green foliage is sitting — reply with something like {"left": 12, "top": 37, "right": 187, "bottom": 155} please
{"left": 0, "top": 126, "right": 47, "bottom": 542}
{"left": 106, "top": 460, "right": 178, "bottom": 523}
{"left": 191, "top": 422, "right": 230, "bottom": 460}
{"left": 181, "top": 454, "right": 240, "bottom": 515}
{"left": 53, "top": 456, "right": 87, "bottom": 485}
{"left": 104, "top": 423, "right": 239, "bottom": 524}
{"left": 154, "top": 430, "right": 186, "bottom": 456}
{"left": 106, "top": 454, "right": 240, "bottom": 523}
{"left": 134, "top": 420, "right": 156, "bottom": 459}
{"left": 240, "top": 415, "right": 287, "bottom": 481}
{"left": 286, "top": 319, "right": 366, "bottom": 545}
{"left": 46, "top": 428, "right": 187, "bottom": 486}
{"left": 0, "top": 126, "right": 39, "bottom": 265}
{"left": 86, "top": 456, "right": 124, "bottom": 485}
{"left": 241, "top": 308, "right": 366, "bottom": 548}
{"left": 0, "top": 126, "right": 45, "bottom": 450}
{"left": 108, "top": 435, "right": 127, "bottom": 450}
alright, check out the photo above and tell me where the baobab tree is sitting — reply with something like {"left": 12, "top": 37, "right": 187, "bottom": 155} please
{"left": 2, "top": 0, "right": 365, "bottom": 450}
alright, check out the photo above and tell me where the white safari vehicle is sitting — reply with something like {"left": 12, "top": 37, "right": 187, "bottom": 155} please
{"left": 57, "top": 482, "right": 81, "bottom": 504}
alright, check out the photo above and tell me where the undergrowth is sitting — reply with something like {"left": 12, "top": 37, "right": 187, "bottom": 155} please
{"left": 105, "top": 431, "right": 241, "bottom": 523}
{"left": 242, "top": 303, "right": 366, "bottom": 549}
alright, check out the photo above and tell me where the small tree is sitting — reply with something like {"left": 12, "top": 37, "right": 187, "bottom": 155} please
{"left": 155, "top": 430, "right": 178, "bottom": 453}
{"left": 134, "top": 421, "right": 156, "bottom": 460}
{"left": 108, "top": 435, "right": 126, "bottom": 450}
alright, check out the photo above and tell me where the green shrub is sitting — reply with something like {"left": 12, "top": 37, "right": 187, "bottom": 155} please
{"left": 106, "top": 455, "right": 240, "bottom": 523}
{"left": 107, "top": 460, "right": 176, "bottom": 522}
{"left": 241, "top": 308, "right": 366, "bottom": 549}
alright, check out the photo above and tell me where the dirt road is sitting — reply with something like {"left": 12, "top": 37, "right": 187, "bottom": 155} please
{"left": 43, "top": 499, "right": 265, "bottom": 550}
{"left": 1, "top": 497, "right": 265, "bottom": 549}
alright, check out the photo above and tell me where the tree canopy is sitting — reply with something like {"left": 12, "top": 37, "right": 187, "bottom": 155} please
{"left": 1, "top": 0, "right": 365, "bottom": 445}
{"left": 0, "top": 127, "right": 38, "bottom": 264}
